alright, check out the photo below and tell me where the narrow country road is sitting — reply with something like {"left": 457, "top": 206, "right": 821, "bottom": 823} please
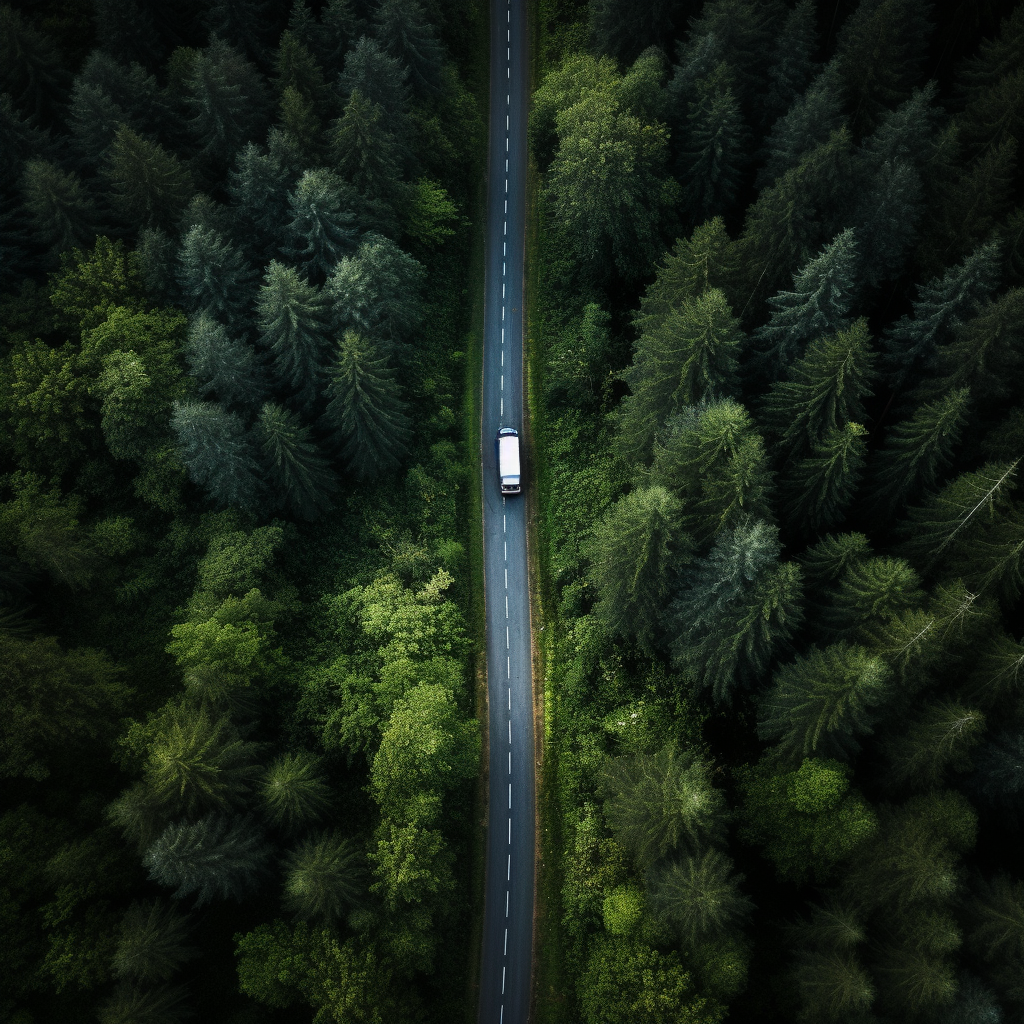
{"left": 477, "top": 0, "right": 533, "bottom": 1019}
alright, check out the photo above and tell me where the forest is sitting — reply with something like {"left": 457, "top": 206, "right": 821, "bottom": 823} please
{"left": 0, "top": 0, "right": 485, "bottom": 1022}
{"left": 529, "top": 0, "right": 1024, "bottom": 1022}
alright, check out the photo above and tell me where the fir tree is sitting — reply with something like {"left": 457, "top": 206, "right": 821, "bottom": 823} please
{"left": 331, "top": 90, "right": 405, "bottom": 215}
{"left": 791, "top": 949, "right": 874, "bottom": 1023}
{"left": 327, "top": 233, "right": 425, "bottom": 355}
{"left": 276, "top": 86, "right": 326, "bottom": 172}
{"left": 255, "top": 402, "right": 338, "bottom": 521}
{"left": 862, "top": 388, "right": 970, "bottom": 523}
{"left": 648, "top": 849, "right": 752, "bottom": 944}
{"left": 782, "top": 423, "right": 868, "bottom": 534}
{"left": 185, "top": 311, "right": 267, "bottom": 409}
{"left": 284, "top": 168, "right": 360, "bottom": 282}
{"left": 799, "top": 532, "right": 873, "bottom": 593}
{"left": 757, "top": 63, "right": 846, "bottom": 189}
{"left": 256, "top": 260, "right": 332, "bottom": 406}
{"left": 602, "top": 745, "right": 728, "bottom": 868}
{"left": 184, "top": 35, "right": 270, "bottom": 170}
{"left": 103, "top": 126, "right": 194, "bottom": 231}
{"left": 963, "top": 633, "right": 1024, "bottom": 710}
{"left": 678, "top": 66, "right": 746, "bottom": 225}
{"left": 283, "top": 830, "right": 363, "bottom": 924}
{"left": 885, "top": 699, "right": 986, "bottom": 792}
{"left": 752, "top": 228, "right": 860, "bottom": 378}
{"left": 144, "top": 813, "right": 268, "bottom": 905}
{"left": 881, "top": 240, "right": 1002, "bottom": 388}
{"left": 204, "top": 0, "right": 271, "bottom": 64}
{"left": 112, "top": 900, "right": 197, "bottom": 983}
{"left": 966, "top": 504, "right": 1024, "bottom": 602}
{"left": 822, "top": 555, "right": 925, "bottom": 641}
{"left": 321, "top": 330, "right": 411, "bottom": 480}
{"left": 588, "top": 0, "right": 681, "bottom": 64}
{"left": 78, "top": 51, "right": 176, "bottom": 141}
{"left": 758, "top": 642, "right": 890, "bottom": 762}
{"left": 318, "top": 0, "right": 361, "bottom": 78}
{"left": 853, "top": 159, "right": 923, "bottom": 288}
{"left": 338, "top": 36, "right": 410, "bottom": 127}
{"left": 92, "top": 0, "right": 161, "bottom": 68}
{"left": 260, "top": 751, "right": 333, "bottom": 834}
{"left": 20, "top": 160, "right": 98, "bottom": 263}
{"left": 972, "top": 731, "right": 1024, "bottom": 818}
{"left": 97, "top": 983, "right": 189, "bottom": 1024}
{"left": 0, "top": 5, "right": 69, "bottom": 123}
{"left": 374, "top": 0, "right": 445, "bottom": 96}
{"left": 275, "top": 29, "right": 330, "bottom": 113}
{"left": 761, "top": 0, "right": 819, "bottom": 128}
{"left": 177, "top": 226, "right": 255, "bottom": 331}
{"left": 67, "top": 81, "right": 126, "bottom": 170}
{"left": 587, "top": 487, "right": 690, "bottom": 653}
{"left": 858, "top": 81, "right": 940, "bottom": 174}
{"left": 227, "top": 142, "right": 293, "bottom": 261}
{"left": 171, "top": 400, "right": 262, "bottom": 509}
{"left": 762, "top": 320, "right": 876, "bottom": 454}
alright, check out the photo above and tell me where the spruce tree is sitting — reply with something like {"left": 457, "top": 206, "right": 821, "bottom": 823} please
{"left": 782, "top": 423, "right": 868, "bottom": 533}
{"left": 972, "top": 731, "right": 1024, "bottom": 817}
{"left": 326, "top": 233, "right": 425, "bottom": 354}
{"left": 78, "top": 51, "right": 176, "bottom": 141}
{"left": 762, "top": 320, "right": 876, "bottom": 454}
{"left": 338, "top": 36, "right": 410, "bottom": 127}
{"left": 374, "top": 0, "right": 445, "bottom": 96}
{"left": 967, "top": 504, "right": 1024, "bottom": 602}
{"left": 20, "top": 160, "right": 98, "bottom": 263}
{"left": 587, "top": 487, "right": 690, "bottom": 653}
{"left": 330, "top": 90, "right": 405, "bottom": 212}
{"left": 853, "top": 159, "right": 923, "bottom": 288}
{"left": 822, "top": 555, "right": 925, "bottom": 641}
{"left": 321, "top": 330, "right": 411, "bottom": 480}
{"left": 858, "top": 81, "right": 940, "bottom": 174}
{"left": 276, "top": 86, "right": 326, "bottom": 172}
{"left": 602, "top": 745, "right": 728, "bottom": 868}
{"left": 964, "top": 633, "right": 1024, "bottom": 709}
{"left": 752, "top": 228, "right": 860, "bottom": 378}
{"left": 204, "top": 0, "right": 271, "bottom": 63}
{"left": 791, "top": 949, "right": 874, "bottom": 1023}
{"left": 185, "top": 311, "right": 267, "bottom": 409}
{"left": 800, "top": 533, "right": 873, "bottom": 594}
{"left": 318, "top": 0, "right": 361, "bottom": 78}
{"left": 255, "top": 402, "right": 338, "bottom": 521}
{"left": 758, "top": 642, "right": 890, "bottom": 762}
{"left": 256, "top": 260, "right": 332, "bottom": 406}
{"left": 284, "top": 168, "right": 360, "bottom": 282}
{"left": 184, "top": 35, "right": 270, "bottom": 170}
{"left": 588, "top": 0, "right": 681, "bottom": 64}
{"left": 885, "top": 700, "right": 986, "bottom": 792}
{"left": 0, "top": 5, "right": 69, "bottom": 123}
{"left": 761, "top": 0, "right": 819, "bottom": 128}
{"left": 260, "top": 751, "right": 333, "bottom": 833}
{"left": 103, "top": 127, "right": 195, "bottom": 231}
{"left": 862, "top": 388, "right": 970, "bottom": 523}
{"left": 176, "top": 225, "right": 257, "bottom": 334}
{"left": 144, "top": 813, "right": 268, "bottom": 905}
{"left": 757, "top": 63, "right": 846, "bottom": 189}
{"left": 97, "top": 983, "right": 189, "bottom": 1024}
{"left": 283, "top": 830, "right": 363, "bottom": 924}
{"left": 171, "top": 400, "right": 262, "bottom": 509}
{"left": 881, "top": 240, "right": 1002, "bottom": 388}
{"left": 275, "top": 29, "right": 331, "bottom": 114}
{"left": 67, "top": 81, "right": 128, "bottom": 170}
{"left": 227, "top": 142, "right": 293, "bottom": 261}
{"left": 112, "top": 900, "right": 197, "bottom": 983}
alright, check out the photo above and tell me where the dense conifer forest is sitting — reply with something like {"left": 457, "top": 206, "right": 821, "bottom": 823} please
{"left": 0, "top": 0, "right": 484, "bottom": 1021}
{"left": 530, "top": 0, "right": 1024, "bottom": 1022}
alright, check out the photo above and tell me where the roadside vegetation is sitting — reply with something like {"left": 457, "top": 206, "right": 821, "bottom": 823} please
{"left": 529, "top": 0, "right": 1024, "bottom": 1021}
{"left": 0, "top": 0, "right": 485, "bottom": 1021}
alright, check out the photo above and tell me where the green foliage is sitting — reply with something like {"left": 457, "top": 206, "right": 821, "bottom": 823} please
{"left": 112, "top": 900, "right": 197, "bottom": 983}
{"left": 260, "top": 751, "right": 333, "bottom": 834}
{"left": 184, "top": 310, "right": 266, "bottom": 408}
{"left": 285, "top": 168, "right": 359, "bottom": 280}
{"left": 781, "top": 422, "right": 868, "bottom": 532}
{"left": 884, "top": 700, "right": 986, "bottom": 792}
{"left": 545, "top": 302, "right": 612, "bottom": 411}
{"left": 737, "top": 756, "right": 877, "bottom": 882}
{"left": 21, "top": 160, "right": 98, "bottom": 263}
{"left": 283, "top": 830, "right": 363, "bottom": 925}
{"left": 102, "top": 127, "right": 194, "bottom": 231}
{"left": 603, "top": 885, "right": 645, "bottom": 935}
{"left": 602, "top": 744, "right": 728, "bottom": 869}
{"left": 256, "top": 402, "right": 337, "bottom": 521}
{"left": 405, "top": 177, "right": 458, "bottom": 247}
{"left": 176, "top": 225, "right": 256, "bottom": 329}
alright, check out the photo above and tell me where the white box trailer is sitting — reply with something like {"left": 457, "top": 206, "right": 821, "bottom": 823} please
{"left": 496, "top": 427, "right": 521, "bottom": 495}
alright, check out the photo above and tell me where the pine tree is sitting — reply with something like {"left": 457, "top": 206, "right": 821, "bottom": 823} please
{"left": 256, "top": 260, "right": 332, "bottom": 405}
{"left": 757, "top": 63, "right": 846, "bottom": 189}
{"left": 176, "top": 225, "right": 256, "bottom": 329}
{"left": 77, "top": 51, "right": 177, "bottom": 141}
{"left": 284, "top": 168, "right": 360, "bottom": 282}
{"left": 853, "top": 159, "right": 923, "bottom": 288}
{"left": 97, "top": 983, "right": 189, "bottom": 1024}
{"left": 374, "top": 0, "right": 445, "bottom": 96}
{"left": 762, "top": 320, "right": 876, "bottom": 453}
{"left": 617, "top": 289, "right": 744, "bottom": 462}
{"left": 171, "top": 400, "right": 262, "bottom": 509}
{"left": 144, "top": 813, "right": 268, "bottom": 905}
{"left": 966, "top": 504, "right": 1024, "bottom": 602}
{"left": 833, "top": 0, "right": 934, "bottom": 134}
{"left": 758, "top": 642, "right": 890, "bottom": 762}
{"left": 255, "top": 402, "right": 338, "bottom": 521}
{"left": 321, "top": 330, "right": 411, "bottom": 480}
{"left": 185, "top": 311, "right": 267, "bottom": 409}
{"left": 103, "top": 126, "right": 195, "bottom": 231}
{"left": 761, "top": 0, "right": 818, "bottom": 128}
{"left": 112, "top": 900, "right": 196, "bottom": 983}
{"left": 886, "top": 700, "right": 986, "bottom": 792}
{"left": 963, "top": 633, "right": 1024, "bottom": 709}
{"left": 648, "top": 849, "right": 752, "bottom": 943}
{"left": 602, "top": 745, "right": 728, "bottom": 868}
{"left": 863, "top": 389, "right": 970, "bottom": 524}
{"left": 338, "top": 36, "right": 410, "bottom": 127}
{"left": 587, "top": 486, "right": 690, "bottom": 653}
{"left": 67, "top": 81, "right": 126, "bottom": 170}
{"left": 330, "top": 90, "right": 405, "bottom": 211}
{"left": 800, "top": 533, "right": 873, "bottom": 594}
{"left": 260, "top": 751, "right": 333, "bottom": 833}
{"left": 326, "top": 233, "right": 425, "bottom": 354}
{"left": 752, "top": 229, "right": 860, "bottom": 378}
{"left": 881, "top": 240, "right": 1002, "bottom": 388}
{"left": 822, "top": 555, "right": 925, "bottom": 640}
{"left": 858, "top": 81, "right": 940, "bottom": 174}
{"left": 678, "top": 67, "right": 747, "bottom": 224}
{"left": 20, "top": 160, "right": 98, "bottom": 263}
{"left": 276, "top": 86, "right": 326, "bottom": 171}
{"left": 184, "top": 35, "right": 270, "bottom": 170}
{"left": 227, "top": 142, "right": 293, "bottom": 261}
{"left": 901, "top": 460, "right": 1020, "bottom": 570}
{"left": 782, "top": 422, "right": 868, "bottom": 533}
{"left": 0, "top": 5, "right": 69, "bottom": 123}
{"left": 318, "top": 0, "right": 361, "bottom": 78}
{"left": 283, "top": 830, "right": 363, "bottom": 924}
{"left": 143, "top": 704, "right": 260, "bottom": 816}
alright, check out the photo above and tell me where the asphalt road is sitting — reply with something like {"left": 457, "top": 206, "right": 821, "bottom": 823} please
{"left": 476, "top": 0, "right": 533, "bottom": 1020}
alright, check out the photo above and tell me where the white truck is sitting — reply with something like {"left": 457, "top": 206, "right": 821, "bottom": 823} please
{"left": 495, "top": 427, "right": 521, "bottom": 495}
